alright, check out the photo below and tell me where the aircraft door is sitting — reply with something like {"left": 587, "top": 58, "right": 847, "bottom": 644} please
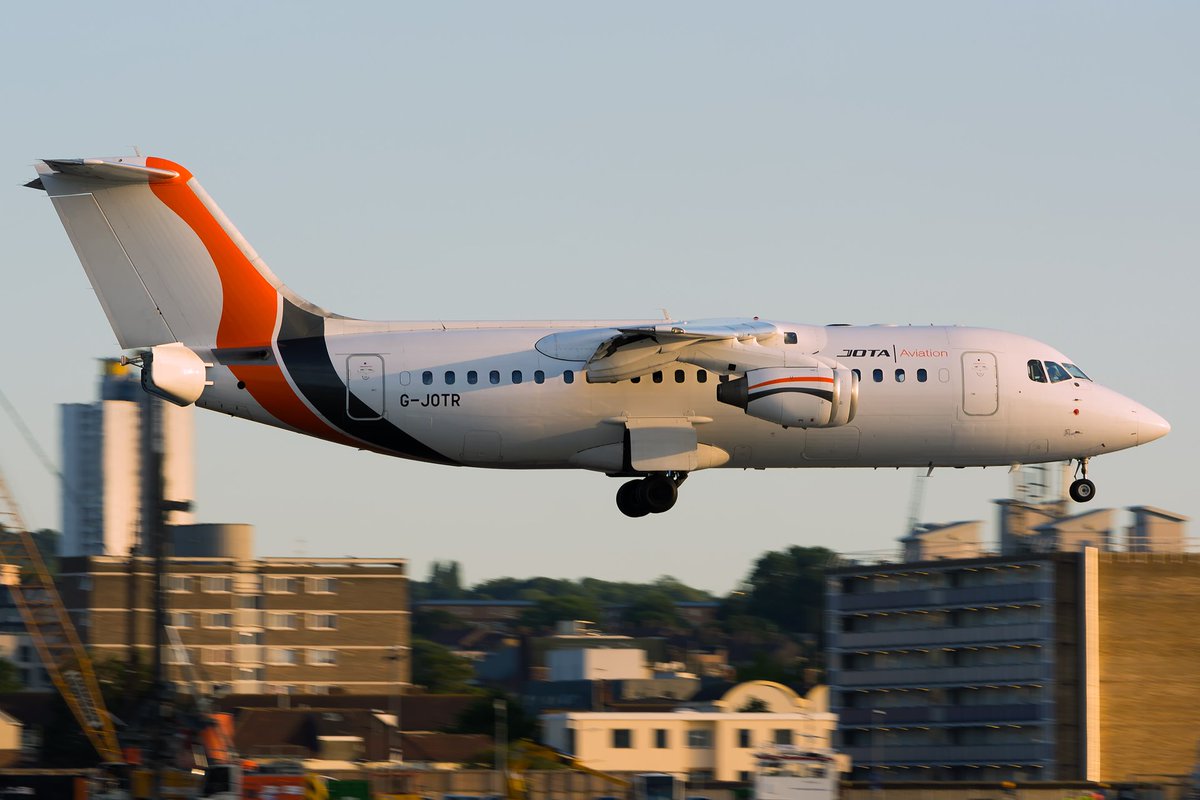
{"left": 346, "top": 354, "right": 385, "bottom": 420}
{"left": 961, "top": 352, "right": 998, "bottom": 416}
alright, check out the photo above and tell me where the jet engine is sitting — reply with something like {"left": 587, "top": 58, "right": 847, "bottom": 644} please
{"left": 141, "top": 343, "right": 210, "bottom": 407}
{"left": 716, "top": 365, "right": 857, "bottom": 428}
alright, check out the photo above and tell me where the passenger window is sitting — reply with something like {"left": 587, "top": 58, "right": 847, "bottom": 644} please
{"left": 784, "top": 332, "right": 798, "bottom": 345}
{"left": 852, "top": 369, "right": 861, "bottom": 381}
{"left": 895, "top": 369, "right": 905, "bottom": 383}
{"left": 467, "top": 370, "right": 478, "bottom": 385}
{"left": 719, "top": 375, "right": 729, "bottom": 383}
{"left": 534, "top": 370, "right": 545, "bottom": 384}
{"left": 563, "top": 370, "right": 574, "bottom": 384}
{"left": 653, "top": 371, "right": 663, "bottom": 384}
{"left": 1027, "top": 360, "right": 1048, "bottom": 383}
{"left": 1045, "top": 361, "right": 1071, "bottom": 383}
{"left": 696, "top": 370, "right": 708, "bottom": 384}
{"left": 512, "top": 370, "right": 523, "bottom": 384}
{"left": 631, "top": 376, "right": 641, "bottom": 384}
{"left": 917, "top": 369, "right": 927, "bottom": 383}
{"left": 445, "top": 371, "right": 455, "bottom": 385}
{"left": 489, "top": 370, "right": 500, "bottom": 385}
{"left": 872, "top": 369, "right": 883, "bottom": 383}
{"left": 422, "top": 371, "right": 433, "bottom": 386}
{"left": 675, "top": 369, "right": 685, "bottom": 383}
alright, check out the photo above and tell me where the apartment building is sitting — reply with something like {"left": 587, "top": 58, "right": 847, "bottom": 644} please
{"left": 56, "top": 526, "right": 410, "bottom": 695}
{"left": 826, "top": 545, "right": 1200, "bottom": 784}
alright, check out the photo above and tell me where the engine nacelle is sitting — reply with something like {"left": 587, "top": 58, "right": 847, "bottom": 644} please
{"left": 141, "top": 343, "right": 210, "bottom": 406}
{"left": 716, "top": 366, "right": 857, "bottom": 428}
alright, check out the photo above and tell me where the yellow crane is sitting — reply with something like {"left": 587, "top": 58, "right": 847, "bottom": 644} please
{"left": 0, "top": 466, "right": 122, "bottom": 762}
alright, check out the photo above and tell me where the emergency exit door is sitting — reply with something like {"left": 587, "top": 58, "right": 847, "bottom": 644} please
{"left": 346, "top": 354, "right": 385, "bottom": 420}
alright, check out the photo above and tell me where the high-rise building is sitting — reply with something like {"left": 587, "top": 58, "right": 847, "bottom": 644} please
{"left": 60, "top": 359, "right": 194, "bottom": 556}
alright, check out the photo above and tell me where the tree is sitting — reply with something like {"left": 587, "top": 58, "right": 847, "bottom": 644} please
{"left": 738, "top": 546, "right": 837, "bottom": 637}
{"left": 620, "top": 590, "right": 687, "bottom": 632}
{"left": 517, "top": 595, "right": 601, "bottom": 631}
{"left": 453, "top": 690, "right": 538, "bottom": 741}
{"left": 427, "top": 560, "right": 466, "bottom": 599}
{"left": 411, "top": 637, "right": 479, "bottom": 694}
{"left": 0, "top": 657, "right": 21, "bottom": 693}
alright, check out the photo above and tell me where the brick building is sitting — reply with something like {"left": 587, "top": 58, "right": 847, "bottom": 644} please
{"left": 57, "top": 536, "right": 410, "bottom": 695}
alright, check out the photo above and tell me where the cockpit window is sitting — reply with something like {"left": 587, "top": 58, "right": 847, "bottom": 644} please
{"left": 1045, "top": 361, "right": 1072, "bottom": 383}
{"left": 1027, "top": 360, "right": 1048, "bottom": 383}
{"left": 1064, "top": 363, "right": 1091, "bottom": 381}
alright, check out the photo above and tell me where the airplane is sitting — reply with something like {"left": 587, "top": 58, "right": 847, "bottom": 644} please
{"left": 28, "top": 156, "right": 1170, "bottom": 517}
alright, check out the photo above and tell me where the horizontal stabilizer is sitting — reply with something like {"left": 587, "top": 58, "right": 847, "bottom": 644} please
{"left": 42, "top": 158, "right": 180, "bottom": 183}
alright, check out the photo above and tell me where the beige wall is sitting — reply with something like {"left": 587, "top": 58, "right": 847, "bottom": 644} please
{"left": 1097, "top": 553, "right": 1200, "bottom": 782}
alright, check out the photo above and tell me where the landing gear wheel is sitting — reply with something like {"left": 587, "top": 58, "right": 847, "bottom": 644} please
{"left": 1069, "top": 478, "right": 1096, "bottom": 503}
{"left": 637, "top": 475, "right": 678, "bottom": 514}
{"left": 616, "top": 481, "right": 649, "bottom": 518}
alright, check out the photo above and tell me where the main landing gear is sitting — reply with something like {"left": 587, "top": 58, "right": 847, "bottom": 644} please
{"left": 1069, "top": 457, "right": 1096, "bottom": 503}
{"left": 616, "top": 473, "right": 688, "bottom": 518}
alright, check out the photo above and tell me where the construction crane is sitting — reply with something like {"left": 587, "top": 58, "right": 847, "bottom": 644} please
{"left": 0, "top": 466, "right": 122, "bottom": 762}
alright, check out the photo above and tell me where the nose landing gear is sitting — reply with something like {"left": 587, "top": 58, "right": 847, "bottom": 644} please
{"left": 616, "top": 472, "right": 688, "bottom": 517}
{"left": 1069, "top": 458, "right": 1096, "bottom": 503}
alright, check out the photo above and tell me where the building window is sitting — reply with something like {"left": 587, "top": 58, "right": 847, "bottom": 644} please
{"left": 202, "top": 648, "right": 232, "bottom": 665}
{"left": 202, "top": 576, "right": 232, "bottom": 594}
{"left": 654, "top": 729, "right": 668, "bottom": 749}
{"left": 166, "top": 575, "right": 193, "bottom": 593}
{"left": 308, "top": 649, "right": 338, "bottom": 666}
{"left": 266, "top": 612, "right": 300, "bottom": 630}
{"left": 267, "top": 648, "right": 299, "bottom": 666}
{"left": 687, "top": 729, "right": 713, "bottom": 749}
{"left": 306, "top": 577, "right": 338, "bottom": 595}
{"left": 165, "top": 646, "right": 191, "bottom": 665}
{"left": 611, "top": 729, "right": 632, "bottom": 749}
{"left": 737, "top": 728, "right": 751, "bottom": 748}
{"left": 170, "top": 611, "right": 196, "bottom": 629}
{"left": 307, "top": 613, "right": 338, "bottom": 630}
{"left": 265, "top": 576, "right": 297, "bottom": 594}
{"left": 738, "top": 771, "right": 751, "bottom": 783}
{"left": 773, "top": 729, "right": 793, "bottom": 745}
{"left": 206, "top": 613, "right": 233, "bottom": 630}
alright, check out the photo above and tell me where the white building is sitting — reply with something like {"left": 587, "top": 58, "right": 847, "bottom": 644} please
{"left": 61, "top": 359, "right": 194, "bottom": 556}
{"left": 547, "top": 647, "right": 651, "bottom": 681}
{"left": 541, "top": 680, "right": 844, "bottom": 783}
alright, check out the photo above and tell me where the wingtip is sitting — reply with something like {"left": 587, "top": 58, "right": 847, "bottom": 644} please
{"left": 23, "top": 177, "right": 44, "bottom": 191}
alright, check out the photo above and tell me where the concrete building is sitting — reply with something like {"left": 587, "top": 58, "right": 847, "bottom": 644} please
{"left": 1032, "top": 509, "right": 1115, "bottom": 553}
{"left": 1126, "top": 506, "right": 1189, "bottom": 553}
{"left": 901, "top": 521, "right": 983, "bottom": 562}
{"left": 547, "top": 647, "right": 650, "bottom": 682}
{"left": 541, "top": 681, "right": 840, "bottom": 783}
{"left": 55, "top": 525, "right": 410, "bottom": 695}
{"left": 826, "top": 548, "right": 1200, "bottom": 784}
{"left": 60, "top": 359, "right": 194, "bottom": 557}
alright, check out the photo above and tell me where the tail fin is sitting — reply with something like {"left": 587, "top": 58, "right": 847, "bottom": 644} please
{"left": 33, "top": 156, "right": 328, "bottom": 350}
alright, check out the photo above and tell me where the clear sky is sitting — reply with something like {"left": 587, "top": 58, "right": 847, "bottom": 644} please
{"left": 1, "top": 2, "right": 1194, "bottom": 593}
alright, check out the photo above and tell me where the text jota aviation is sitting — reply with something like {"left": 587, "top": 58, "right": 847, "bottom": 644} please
{"left": 29, "top": 157, "right": 1169, "bottom": 517}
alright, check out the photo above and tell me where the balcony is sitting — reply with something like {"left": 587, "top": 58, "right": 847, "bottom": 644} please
{"left": 838, "top": 704, "right": 1043, "bottom": 726}
{"left": 832, "top": 622, "right": 1050, "bottom": 650}
{"left": 833, "top": 582, "right": 1048, "bottom": 612}
{"left": 836, "top": 663, "right": 1047, "bottom": 688}
{"left": 845, "top": 742, "right": 1046, "bottom": 764}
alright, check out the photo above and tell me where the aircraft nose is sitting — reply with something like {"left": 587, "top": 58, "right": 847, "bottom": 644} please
{"left": 1136, "top": 406, "right": 1171, "bottom": 445}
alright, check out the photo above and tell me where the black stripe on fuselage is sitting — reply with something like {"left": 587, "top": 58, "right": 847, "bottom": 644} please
{"left": 749, "top": 386, "right": 835, "bottom": 403}
{"left": 276, "top": 300, "right": 457, "bottom": 465}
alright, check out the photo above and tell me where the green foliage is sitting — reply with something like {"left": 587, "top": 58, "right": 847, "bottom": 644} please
{"left": 411, "top": 637, "right": 480, "bottom": 694}
{"left": 620, "top": 590, "right": 686, "bottom": 632}
{"left": 729, "top": 546, "right": 837, "bottom": 636}
{"left": 517, "top": 595, "right": 602, "bottom": 631}
{"left": 412, "top": 608, "right": 473, "bottom": 639}
{"left": 0, "top": 657, "right": 22, "bottom": 693}
{"left": 453, "top": 690, "right": 538, "bottom": 741}
{"left": 737, "top": 696, "right": 770, "bottom": 713}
